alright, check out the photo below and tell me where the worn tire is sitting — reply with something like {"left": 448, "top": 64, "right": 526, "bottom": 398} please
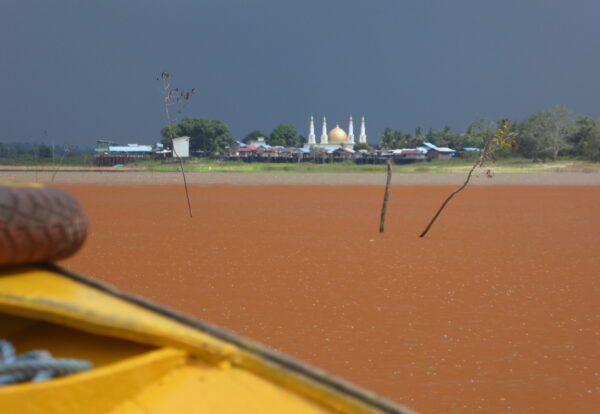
{"left": 0, "top": 183, "right": 87, "bottom": 266}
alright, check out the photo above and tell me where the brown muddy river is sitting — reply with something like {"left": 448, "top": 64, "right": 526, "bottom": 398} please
{"left": 61, "top": 184, "right": 600, "bottom": 413}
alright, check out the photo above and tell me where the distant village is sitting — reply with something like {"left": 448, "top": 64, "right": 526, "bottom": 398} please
{"left": 4, "top": 104, "right": 595, "bottom": 166}
{"left": 93, "top": 136, "right": 481, "bottom": 167}
{"left": 94, "top": 116, "right": 480, "bottom": 167}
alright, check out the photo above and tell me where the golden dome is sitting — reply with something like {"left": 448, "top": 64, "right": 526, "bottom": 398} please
{"left": 328, "top": 125, "right": 348, "bottom": 143}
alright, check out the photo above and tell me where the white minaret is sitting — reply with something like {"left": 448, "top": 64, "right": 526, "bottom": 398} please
{"left": 320, "top": 116, "right": 328, "bottom": 144}
{"left": 359, "top": 115, "right": 367, "bottom": 144}
{"left": 348, "top": 115, "right": 355, "bottom": 143}
{"left": 308, "top": 116, "right": 316, "bottom": 144}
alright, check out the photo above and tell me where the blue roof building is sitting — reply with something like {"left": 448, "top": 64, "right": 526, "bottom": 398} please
{"left": 108, "top": 146, "right": 154, "bottom": 153}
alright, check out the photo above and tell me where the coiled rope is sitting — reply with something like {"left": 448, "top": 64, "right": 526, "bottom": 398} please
{"left": 0, "top": 339, "right": 93, "bottom": 385}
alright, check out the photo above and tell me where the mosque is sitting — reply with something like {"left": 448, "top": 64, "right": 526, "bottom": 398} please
{"left": 304, "top": 115, "right": 367, "bottom": 151}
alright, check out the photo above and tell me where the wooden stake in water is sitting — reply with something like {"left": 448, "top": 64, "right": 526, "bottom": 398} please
{"left": 379, "top": 159, "right": 392, "bottom": 233}
{"left": 51, "top": 145, "right": 68, "bottom": 183}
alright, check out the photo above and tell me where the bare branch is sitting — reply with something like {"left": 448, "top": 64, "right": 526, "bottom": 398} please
{"left": 419, "top": 120, "right": 516, "bottom": 237}
{"left": 51, "top": 145, "right": 69, "bottom": 183}
{"left": 157, "top": 72, "right": 195, "bottom": 218}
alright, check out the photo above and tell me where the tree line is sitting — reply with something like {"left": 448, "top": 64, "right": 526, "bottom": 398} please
{"left": 0, "top": 142, "right": 90, "bottom": 165}
{"left": 2, "top": 104, "right": 598, "bottom": 162}
{"left": 380, "top": 105, "right": 600, "bottom": 162}
{"left": 160, "top": 118, "right": 307, "bottom": 154}
{"left": 164, "top": 105, "right": 599, "bottom": 162}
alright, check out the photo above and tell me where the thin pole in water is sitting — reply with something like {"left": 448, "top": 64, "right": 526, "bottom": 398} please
{"left": 379, "top": 159, "right": 392, "bottom": 233}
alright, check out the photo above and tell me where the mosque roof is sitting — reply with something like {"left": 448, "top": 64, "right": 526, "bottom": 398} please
{"left": 328, "top": 125, "right": 348, "bottom": 143}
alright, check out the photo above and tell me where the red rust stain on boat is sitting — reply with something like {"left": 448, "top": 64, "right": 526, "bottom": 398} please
{"left": 60, "top": 184, "right": 600, "bottom": 413}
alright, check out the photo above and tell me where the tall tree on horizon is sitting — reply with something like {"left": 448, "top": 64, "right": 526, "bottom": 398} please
{"left": 161, "top": 117, "right": 233, "bottom": 154}
{"left": 517, "top": 105, "right": 576, "bottom": 161}
{"left": 242, "top": 130, "right": 268, "bottom": 144}
{"left": 268, "top": 124, "right": 304, "bottom": 147}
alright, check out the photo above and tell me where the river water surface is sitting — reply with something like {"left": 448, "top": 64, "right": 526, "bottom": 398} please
{"left": 62, "top": 183, "right": 600, "bottom": 413}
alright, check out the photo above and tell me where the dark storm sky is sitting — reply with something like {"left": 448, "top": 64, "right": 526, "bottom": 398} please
{"left": 1, "top": 0, "right": 599, "bottom": 147}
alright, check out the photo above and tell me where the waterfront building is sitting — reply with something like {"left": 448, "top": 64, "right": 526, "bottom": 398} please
{"left": 305, "top": 115, "right": 367, "bottom": 151}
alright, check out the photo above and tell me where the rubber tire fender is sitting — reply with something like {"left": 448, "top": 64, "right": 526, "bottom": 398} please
{"left": 0, "top": 184, "right": 88, "bottom": 266}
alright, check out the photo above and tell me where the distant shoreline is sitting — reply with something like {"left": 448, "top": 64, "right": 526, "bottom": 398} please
{"left": 3, "top": 170, "right": 600, "bottom": 186}
{"left": 0, "top": 165, "right": 145, "bottom": 172}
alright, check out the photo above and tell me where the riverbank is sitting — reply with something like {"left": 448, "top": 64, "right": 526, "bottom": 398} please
{"left": 2, "top": 158, "right": 600, "bottom": 175}
{"left": 3, "top": 170, "right": 600, "bottom": 185}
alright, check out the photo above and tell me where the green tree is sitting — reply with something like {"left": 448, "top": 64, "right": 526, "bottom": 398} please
{"left": 543, "top": 105, "right": 576, "bottom": 160}
{"left": 428, "top": 126, "right": 452, "bottom": 147}
{"left": 424, "top": 128, "right": 433, "bottom": 142}
{"left": 268, "top": 124, "right": 303, "bottom": 147}
{"left": 242, "top": 130, "right": 268, "bottom": 144}
{"left": 162, "top": 117, "right": 234, "bottom": 154}
{"left": 38, "top": 144, "right": 53, "bottom": 159}
{"left": 584, "top": 122, "right": 600, "bottom": 162}
{"left": 517, "top": 105, "right": 576, "bottom": 161}
{"left": 380, "top": 128, "right": 396, "bottom": 149}
{"left": 380, "top": 128, "right": 413, "bottom": 149}
{"left": 564, "top": 116, "right": 591, "bottom": 156}
{"left": 565, "top": 116, "right": 600, "bottom": 161}
{"left": 353, "top": 142, "right": 371, "bottom": 151}
{"left": 463, "top": 116, "right": 495, "bottom": 149}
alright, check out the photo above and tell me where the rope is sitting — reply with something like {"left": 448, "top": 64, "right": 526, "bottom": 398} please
{"left": 0, "top": 340, "right": 93, "bottom": 385}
